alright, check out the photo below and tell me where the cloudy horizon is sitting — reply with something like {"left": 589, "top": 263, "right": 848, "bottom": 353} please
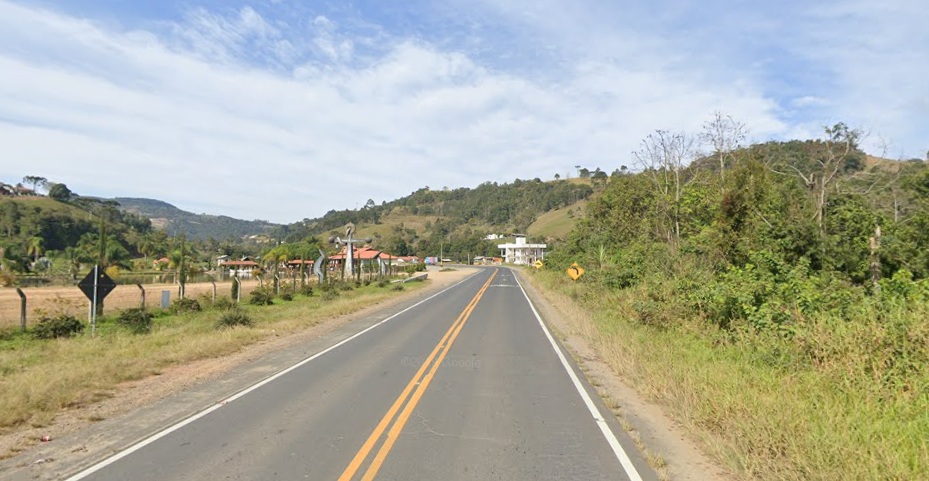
{"left": 2, "top": 0, "right": 926, "bottom": 223}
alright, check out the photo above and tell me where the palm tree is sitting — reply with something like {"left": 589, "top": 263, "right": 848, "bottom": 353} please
{"left": 26, "top": 236, "right": 43, "bottom": 265}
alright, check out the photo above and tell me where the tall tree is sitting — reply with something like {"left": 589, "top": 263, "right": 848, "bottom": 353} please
{"left": 22, "top": 176, "right": 48, "bottom": 194}
{"left": 701, "top": 111, "right": 746, "bottom": 181}
{"left": 633, "top": 129, "right": 698, "bottom": 248}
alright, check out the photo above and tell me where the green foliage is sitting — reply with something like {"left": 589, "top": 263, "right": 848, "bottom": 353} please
{"left": 321, "top": 289, "right": 340, "bottom": 301}
{"left": 279, "top": 292, "right": 294, "bottom": 301}
{"left": 32, "top": 315, "right": 84, "bottom": 339}
{"left": 170, "top": 297, "right": 202, "bottom": 314}
{"left": 298, "top": 284, "right": 314, "bottom": 296}
{"left": 248, "top": 288, "right": 275, "bottom": 306}
{"left": 211, "top": 296, "right": 236, "bottom": 310}
{"left": 116, "top": 308, "right": 154, "bottom": 334}
{"left": 215, "top": 308, "right": 252, "bottom": 329}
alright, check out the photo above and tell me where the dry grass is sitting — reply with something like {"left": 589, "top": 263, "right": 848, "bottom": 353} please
{"left": 525, "top": 270, "right": 929, "bottom": 481}
{"left": 0, "top": 281, "right": 426, "bottom": 433}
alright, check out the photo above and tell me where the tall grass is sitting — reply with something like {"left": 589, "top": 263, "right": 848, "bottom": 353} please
{"left": 527, "top": 269, "right": 929, "bottom": 480}
{"left": 0, "top": 282, "right": 425, "bottom": 435}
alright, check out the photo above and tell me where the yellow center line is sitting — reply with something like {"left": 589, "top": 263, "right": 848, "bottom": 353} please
{"left": 338, "top": 269, "right": 498, "bottom": 481}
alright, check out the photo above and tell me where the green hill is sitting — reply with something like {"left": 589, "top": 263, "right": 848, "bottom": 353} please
{"left": 114, "top": 198, "right": 279, "bottom": 241}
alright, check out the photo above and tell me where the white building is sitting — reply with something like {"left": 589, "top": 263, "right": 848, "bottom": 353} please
{"left": 497, "top": 235, "right": 546, "bottom": 265}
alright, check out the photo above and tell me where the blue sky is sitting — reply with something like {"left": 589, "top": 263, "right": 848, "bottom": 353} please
{"left": 1, "top": 0, "right": 926, "bottom": 223}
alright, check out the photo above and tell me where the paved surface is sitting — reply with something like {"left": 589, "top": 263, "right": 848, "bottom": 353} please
{"left": 33, "top": 267, "right": 657, "bottom": 480}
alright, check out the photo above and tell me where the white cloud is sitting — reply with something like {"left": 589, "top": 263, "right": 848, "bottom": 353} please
{"left": 1, "top": 0, "right": 922, "bottom": 225}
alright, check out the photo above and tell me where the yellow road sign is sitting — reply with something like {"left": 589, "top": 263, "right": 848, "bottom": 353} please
{"left": 534, "top": 260, "right": 544, "bottom": 269}
{"left": 566, "top": 262, "right": 585, "bottom": 281}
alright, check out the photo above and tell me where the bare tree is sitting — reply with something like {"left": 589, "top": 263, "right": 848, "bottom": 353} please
{"left": 700, "top": 112, "right": 746, "bottom": 181}
{"left": 771, "top": 123, "right": 861, "bottom": 231}
{"left": 633, "top": 130, "right": 698, "bottom": 247}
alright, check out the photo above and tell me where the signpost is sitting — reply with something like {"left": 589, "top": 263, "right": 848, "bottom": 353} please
{"left": 566, "top": 262, "right": 585, "bottom": 281}
{"left": 78, "top": 265, "right": 116, "bottom": 336}
{"left": 534, "top": 260, "right": 544, "bottom": 270}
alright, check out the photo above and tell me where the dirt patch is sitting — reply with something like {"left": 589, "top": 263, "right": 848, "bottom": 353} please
{"left": 516, "top": 271, "right": 733, "bottom": 481}
{"left": 0, "top": 268, "right": 476, "bottom": 464}
{"left": 0, "top": 280, "right": 261, "bottom": 329}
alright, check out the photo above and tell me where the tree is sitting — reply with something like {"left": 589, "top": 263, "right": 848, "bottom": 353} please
{"left": 579, "top": 168, "right": 591, "bottom": 178}
{"left": 554, "top": 173, "right": 561, "bottom": 180}
{"left": 774, "top": 123, "right": 862, "bottom": 231}
{"left": 22, "top": 176, "right": 48, "bottom": 194}
{"left": 633, "top": 129, "right": 698, "bottom": 248}
{"left": 47, "top": 183, "right": 73, "bottom": 201}
{"left": 26, "top": 236, "right": 43, "bottom": 265}
{"left": 701, "top": 112, "right": 746, "bottom": 181}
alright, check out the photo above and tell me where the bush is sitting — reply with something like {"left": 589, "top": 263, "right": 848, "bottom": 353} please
{"left": 171, "top": 297, "right": 202, "bottom": 314}
{"left": 33, "top": 315, "right": 84, "bottom": 339}
{"left": 117, "top": 308, "right": 154, "bottom": 334}
{"left": 321, "top": 289, "right": 340, "bottom": 301}
{"left": 392, "top": 284, "right": 405, "bottom": 292}
{"left": 377, "top": 279, "right": 390, "bottom": 288}
{"left": 279, "top": 292, "right": 293, "bottom": 301}
{"left": 339, "top": 283, "right": 355, "bottom": 292}
{"left": 215, "top": 308, "right": 252, "bottom": 329}
{"left": 211, "top": 296, "right": 236, "bottom": 310}
{"left": 299, "top": 284, "right": 314, "bottom": 297}
{"left": 248, "top": 288, "right": 275, "bottom": 306}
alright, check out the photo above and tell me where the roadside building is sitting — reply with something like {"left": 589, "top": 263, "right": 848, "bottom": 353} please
{"left": 497, "top": 235, "right": 546, "bottom": 265}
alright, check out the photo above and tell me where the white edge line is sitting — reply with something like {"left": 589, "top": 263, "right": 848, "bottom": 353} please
{"left": 63, "top": 273, "right": 478, "bottom": 481}
{"left": 513, "top": 271, "right": 646, "bottom": 481}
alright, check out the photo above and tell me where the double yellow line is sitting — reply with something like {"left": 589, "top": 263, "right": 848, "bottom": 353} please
{"left": 338, "top": 270, "right": 498, "bottom": 481}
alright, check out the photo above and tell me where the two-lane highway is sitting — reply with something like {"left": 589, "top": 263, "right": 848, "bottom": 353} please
{"left": 65, "top": 268, "right": 656, "bottom": 480}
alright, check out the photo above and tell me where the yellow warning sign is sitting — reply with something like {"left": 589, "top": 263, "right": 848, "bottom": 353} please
{"left": 566, "top": 262, "right": 585, "bottom": 281}
{"left": 534, "top": 260, "right": 544, "bottom": 269}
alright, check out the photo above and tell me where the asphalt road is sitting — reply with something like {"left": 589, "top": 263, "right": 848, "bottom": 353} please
{"left": 64, "top": 267, "right": 656, "bottom": 481}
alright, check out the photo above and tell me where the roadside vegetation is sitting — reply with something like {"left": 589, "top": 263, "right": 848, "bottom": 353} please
{"left": 536, "top": 120, "right": 929, "bottom": 479}
{"left": 0, "top": 279, "right": 426, "bottom": 450}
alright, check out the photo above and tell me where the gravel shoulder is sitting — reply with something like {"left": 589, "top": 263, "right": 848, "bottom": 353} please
{"left": 516, "top": 269, "right": 734, "bottom": 481}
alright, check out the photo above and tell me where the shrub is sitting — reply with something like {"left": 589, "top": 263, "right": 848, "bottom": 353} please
{"left": 171, "top": 297, "right": 202, "bottom": 314}
{"left": 211, "top": 296, "right": 236, "bottom": 310}
{"left": 340, "top": 283, "right": 355, "bottom": 292}
{"left": 117, "top": 308, "right": 153, "bottom": 334}
{"left": 392, "top": 284, "right": 405, "bottom": 292}
{"left": 279, "top": 292, "right": 293, "bottom": 301}
{"left": 299, "top": 285, "right": 314, "bottom": 297}
{"left": 377, "top": 279, "right": 389, "bottom": 288}
{"left": 215, "top": 308, "right": 252, "bottom": 329}
{"left": 248, "top": 288, "right": 275, "bottom": 306}
{"left": 32, "top": 315, "right": 84, "bottom": 339}
{"left": 321, "top": 289, "right": 340, "bottom": 301}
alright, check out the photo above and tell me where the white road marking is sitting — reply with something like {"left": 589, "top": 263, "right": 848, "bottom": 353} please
{"left": 62, "top": 273, "right": 480, "bottom": 481}
{"left": 514, "top": 273, "right": 646, "bottom": 481}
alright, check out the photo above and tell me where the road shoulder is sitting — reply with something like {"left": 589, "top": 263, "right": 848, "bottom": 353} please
{"left": 515, "top": 268, "right": 733, "bottom": 481}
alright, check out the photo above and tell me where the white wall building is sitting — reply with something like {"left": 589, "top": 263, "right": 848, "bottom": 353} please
{"left": 497, "top": 235, "right": 546, "bottom": 265}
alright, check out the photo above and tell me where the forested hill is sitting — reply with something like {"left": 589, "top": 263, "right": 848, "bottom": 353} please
{"left": 114, "top": 198, "right": 279, "bottom": 241}
{"left": 272, "top": 178, "right": 598, "bottom": 258}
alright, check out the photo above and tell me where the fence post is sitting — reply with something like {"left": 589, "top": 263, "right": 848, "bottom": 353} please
{"left": 232, "top": 277, "right": 241, "bottom": 303}
{"left": 257, "top": 276, "right": 263, "bottom": 288}
{"left": 274, "top": 275, "right": 280, "bottom": 295}
{"left": 136, "top": 284, "right": 146, "bottom": 308}
{"left": 16, "top": 288, "right": 26, "bottom": 332}
{"left": 210, "top": 280, "right": 217, "bottom": 302}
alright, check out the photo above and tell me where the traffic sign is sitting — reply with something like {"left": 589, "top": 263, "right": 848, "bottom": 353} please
{"left": 534, "top": 260, "right": 544, "bottom": 269}
{"left": 566, "top": 262, "right": 585, "bottom": 281}
{"left": 78, "top": 266, "right": 117, "bottom": 304}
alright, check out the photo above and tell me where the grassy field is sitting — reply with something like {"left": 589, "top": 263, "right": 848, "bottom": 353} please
{"left": 528, "top": 200, "right": 588, "bottom": 240}
{"left": 0, "top": 280, "right": 427, "bottom": 444}
{"left": 525, "top": 269, "right": 929, "bottom": 481}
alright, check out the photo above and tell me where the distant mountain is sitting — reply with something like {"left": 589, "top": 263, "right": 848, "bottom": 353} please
{"left": 114, "top": 197, "right": 279, "bottom": 240}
